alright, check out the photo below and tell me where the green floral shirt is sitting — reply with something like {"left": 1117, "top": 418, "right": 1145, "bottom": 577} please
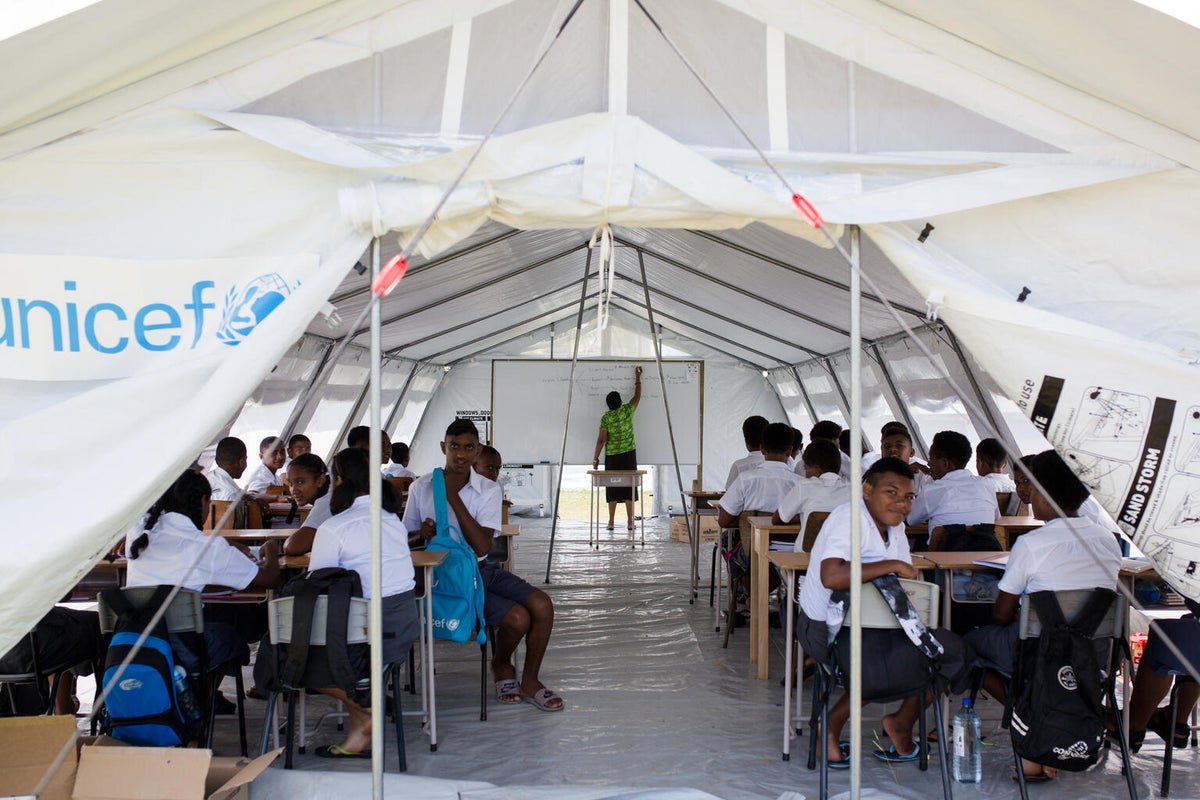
{"left": 600, "top": 403, "right": 637, "bottom": 456}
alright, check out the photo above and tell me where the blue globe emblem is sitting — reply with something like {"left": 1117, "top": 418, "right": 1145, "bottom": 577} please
{"left": 216, "top": 273, "right": 294, "bottom": 346}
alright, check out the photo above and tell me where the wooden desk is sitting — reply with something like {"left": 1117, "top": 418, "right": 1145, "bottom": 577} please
{"left": 769, "top": 551, "right": 811, "bottom": 760}
{"left": 748, "top": 516, "right": 800, "bottom": 680}
{"left": 214, "top": 528, "right": 294, "bottom": 543}
{"left": 587, "top": 470, "right": 647, "bottom": 549}
{"left": 684, "top": 491, "right": 723, "bottom": 604}
{"left": 995, "top": 516, "right": 1042, "bottom": 549}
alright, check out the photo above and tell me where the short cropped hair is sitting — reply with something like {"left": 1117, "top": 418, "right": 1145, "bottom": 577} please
{"left": 346, "top": 425, "right": 370, "bottom": 448}
{"left": 606, "top": 391, "right": 622, "bottom": 410}
{"left": 975, "top": 437, "right": 1008, "bottom": 469}
{"left": 863, "top": 456, "right": 915, "bottom": 486}
{"left": 930, "top": 430, "right": 972, "bottom": 470}
{"left": 880, "top": 421, "right": 909, "bottom": 438}
{"left": 742, "top": 416, "right": 769, "bottom": 449}
{"left": 287, "top": 433, "right": 310, "bottom": 449}
{"left": 810, "top": 420, "right": 841, "bottom": 443}
{"left": 791, "top": 427, "right": 804, "bottom": 451}
{"left": 214, "top": 436, "right": 246, "bottom": 465}
{"left": 390, "top": 442, "right": 410, "bottom": 463}
{"left": 837, "top": 429, "right": 852, "bottom": 456}
{"left": 478, "top": 444, "right": 501, "bottom": 460}
{"left": 259, "top": 436, "right": 283, "bottom": 454}
{"left": 761, "top": 422, "right": 793, "bottom": 455}
{"left": 1030, "top": 449, "right": 1090, "bottom": 513}
{"left": 445, "top": 418, "right": 479, "bottom": 439}
{"left": 803, "top": 440, "right": 842, "bottom": 475}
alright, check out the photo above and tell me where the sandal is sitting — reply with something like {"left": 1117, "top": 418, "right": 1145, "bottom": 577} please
{"left": 1105, "top": 714, "right": 1146, "bottom": 753}
{"left": 1012, "top": 772, "right": 1053, "bottom": 783}
{"left": 495, "top": 678, "right": 522, "bottom": 704}
{"left": 827, "top": 742, "right": 851, "bottom": 770}
{"left": 1149, "top": 710, "right": 1190, "bottom": 748}
{"left": 523, "top": 687, "right": 565, "bottom": 712}
{"left": 314, "top": 744, "right": 371, "bottom": 759}
{"left": 872, "top": 744, "right": 920, "bottom": 763}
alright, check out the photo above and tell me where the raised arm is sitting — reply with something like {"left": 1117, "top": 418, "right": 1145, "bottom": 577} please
{"left": 442, "top": 470, "right": 496, "bottom": 558}
{"left": 631, "top": 366, "right": 643, "bottom": 408}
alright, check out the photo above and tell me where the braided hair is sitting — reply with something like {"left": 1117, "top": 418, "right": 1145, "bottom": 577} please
{"left": 130, "top": 469, "right": 212, "bottom": 559}
{"left": 329, "top": 448, "right": 402, "bottom": 517}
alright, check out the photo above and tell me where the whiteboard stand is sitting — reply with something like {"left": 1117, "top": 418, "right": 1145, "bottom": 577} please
{"left": 587, "top": 470, "right": 646, "bottom": 549}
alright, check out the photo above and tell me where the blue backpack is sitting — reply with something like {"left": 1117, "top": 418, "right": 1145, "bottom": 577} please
{"left": 99, "top": 585, "right": 193, "bottom": 746}
{"left": 426, "top": 468, "right": 487, "bottom": 644}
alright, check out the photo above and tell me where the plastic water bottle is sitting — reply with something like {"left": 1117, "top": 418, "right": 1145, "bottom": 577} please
{"left": 172, "top": 665, "right": 202, "bottom": 723}
{"left": 952, "top": 697, "right": 982, "bottom": 783}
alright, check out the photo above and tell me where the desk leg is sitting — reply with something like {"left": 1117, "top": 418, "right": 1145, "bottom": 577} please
{"left": 749, "top": 532, "right": 759, "bottom": 667}
{"left": 755, "top": 529, "right": 770, "bottom": 680}
{"left": 589, "top": 483, "right": 595, "bottom": 549}
{"left": 425, "top": 566, "right": 437, "bottom": 751}
{"left": 783, "top": 567, "right": 795, "bottom": 760}
{"left": 689, "top": 506, "right": 699, "bottom": 604}
{"left": 941, "top": 568, "right": 953, "bottom": 737}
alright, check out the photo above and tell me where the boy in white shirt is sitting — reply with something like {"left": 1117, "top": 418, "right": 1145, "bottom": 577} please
{"left": 347, "top": 425, "right": 392, "bottom": 469}
{"left": 404, "top": 419, "right": 563, "bottom": 712}
{"left": 717, "top": 423, "right": 801, "bottom": 528}
{"left": 243, "top": 436, "right": 286, "bottom": 494}
{"left": 809, "top": 420, "right": 852, "bottom": 480}
{"left": 975, "top": 437, "right": 1016, "bottom": 493}
{"left": 204, "top": 437, "right": 248, "bottom": 501}
{"left": 280, "top": 433, "right": 310, "bottom": 474}
{"left": 907, "top": 430, "right": 998, "bottom": 539}
{"left": 384, "top": 441, "right": 417, "bottom": 479}
{"left": 796, "top": 457, "right": 923, "bottom": 767}
{"left": 724, "top": 416, "right": 768, "bottom": 488}
{"left": 965, "top": 449, "right": 1122, "bottom": 782}
{"left": 773, "top": 440, "right": 850, "bottom": 547}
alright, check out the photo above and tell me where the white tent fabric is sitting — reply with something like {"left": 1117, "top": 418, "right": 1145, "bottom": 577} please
{"left": 2, "top": 0, "right": 1199, "bottom": 657}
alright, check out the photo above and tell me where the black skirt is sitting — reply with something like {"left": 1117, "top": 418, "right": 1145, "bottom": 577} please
{"left": 604, "top": 449, "right": 639, "bottom": 502}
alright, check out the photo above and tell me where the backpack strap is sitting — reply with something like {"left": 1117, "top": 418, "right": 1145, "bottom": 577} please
{"left": 432, "top": 468, "right": 450, "bottom": 539}
{"left": 281, "top": 579, "right": 322, "bottom": 688}
{"left": 1070, "top": 588, "right": 1117, "bottom": 638}
{"left": 321, "top": 572, "right": 362, "bottom": 698}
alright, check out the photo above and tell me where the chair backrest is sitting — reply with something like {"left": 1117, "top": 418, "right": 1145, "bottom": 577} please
{"left": 207, "top": 499, "right": 257, "bottom": 530}
{"left": 996, "top": 491, "right": 1012, "bottom": 513}
{"left": 484, "top": 533, "right": 511, "bottom": 567}
{"left": 265, "top": 484, "right": 288, "bottom": 497}
{"left": 267, "top": 595, "right": 370, "bottom": 646}
{"left": 927, "top": 526, "right": 946, "bottom": 551}
{"left": 97, "top": 587, "right": 204, "bottom": 635}
{"left": 800, "top": 511, "right": 829, "bottom": 553}
{"left": 1018, "top": 588, "right": 1125, "bottom": 640}
{"left": 859, "top": 579, "right": 940, "bottom": 630}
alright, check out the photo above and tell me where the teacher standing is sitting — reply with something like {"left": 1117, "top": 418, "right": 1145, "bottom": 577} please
{"left": 593, "top": 366, "right": 642, "bottom": 531}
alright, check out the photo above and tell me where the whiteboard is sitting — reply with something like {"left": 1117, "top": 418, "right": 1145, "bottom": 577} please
{"left": 491, "top": 360, "right": 703, "bottom": 464}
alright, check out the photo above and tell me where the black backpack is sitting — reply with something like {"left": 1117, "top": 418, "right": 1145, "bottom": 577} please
{"left": 259, "top": 568, "right": 368, "bottom": 703}
{"left": 99, "top": 586, "right": 195, "bottom": 746}
{"left": 1006, "top": 589, "right": 1116, "bottom": 771}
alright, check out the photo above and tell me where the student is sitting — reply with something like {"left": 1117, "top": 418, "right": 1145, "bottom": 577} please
{"left": 0, "top": 605, "right": 101, "bottom": 715}
{"left": 384, "top": 442, "right": 416, "bottom": 479}
{"left": 474, "top": 444, "right": 513, "bottom": 511}
{"left": 244, "top": 436, "right": 286, "bottom": 495}
{"left": 307, "top": 448, "right": 419, "bottom": 758}
{"left": 406, "top": 419, "right": 563, "bottom": 711}
{"left": 1114, "top": 598, "right": 1200, "bottom": 751}
{"left": 1011, "top": 453, "right": 1036, "bottom": 514}
{"left": 796, "top": 457, "right": 924, "bottom": 766}
{"left": 975, "top": 438, "right": 1018, "bottom": 516}
{"left": 281, "top": 433, "right": 311, "bottom": 473}
{"left": 787, "top": 427, "right": 804, "bottom": 472}
{"left": 347, "top": 425, "right": 392, "bottom": 467}
{"left": 773, "top": 440, "right": 850, "bottom": 543}
{"left": 964, "top": 449, "right": 1122, "bottom": 781}
{"left": 810, "top": 420, "right": 852, "bottom": 481}
{"left": 281, "top": 453, "right": 333, "bottom": 555}
{"left": 717, "top": 422, "right": 801, "bottom": 531}
{"left": 125, "top": 470, "right": 280, "bottom": 677}
{"left": 204, "top": 437, "right": 248, "bottom": 502}
{"left": 724, "top": 415, "right": 768, "bottom": 489}
{"left": 906, "top": 430, "right": 998, "bottom": 539}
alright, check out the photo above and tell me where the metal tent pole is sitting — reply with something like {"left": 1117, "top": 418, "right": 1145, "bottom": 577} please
{"left": 367, "top": 238, "right": 385, "bottom": 798}
{"left": 544, "top": 247, "right": 593, "bottom": 583}
{"left": 848, "top": 226, "right": 864, "bottom": 799}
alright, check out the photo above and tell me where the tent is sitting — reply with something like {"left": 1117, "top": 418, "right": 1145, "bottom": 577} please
{"left": 3, "top": 0, "right": 1199, "bottom": 686}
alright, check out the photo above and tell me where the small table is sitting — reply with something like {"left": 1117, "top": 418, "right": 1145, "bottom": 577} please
{"left": 769, "top": 551, "right": 812, "bottom": 760}
{"left": 587, "top": 470, "right": 647, "bottom": 549}
{"left": 748, "top": 516, "right": 801, "bottom": 680}
{"left": 995, "top": 516, "right": 1043, "bottom": 549}
{"left": 215, "top": 529, "right": 295, "bottom": 543}
{"left": 684, "top": 491, "right": 723, "bottom": 604}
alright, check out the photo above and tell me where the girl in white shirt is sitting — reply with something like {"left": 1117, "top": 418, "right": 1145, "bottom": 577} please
{"left": 306, "top": 448, "right": 418, "bottom": 759}
{"left": 281, "top": 453, "right": 333, "bottom": 555}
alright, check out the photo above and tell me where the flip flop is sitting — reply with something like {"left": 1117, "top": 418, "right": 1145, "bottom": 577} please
{"left": 495, "top": 678, "right": 522, "bottom": 704}
{"left": 314, "top": 744, "right": 371, "bottom": 759}
{"left": 827, "top": 741, "right": 851, "bottom": 770}
{"left": 1012, "top": 772, "right": 1053, "bottom": 782}
{"left": 523, "top": 687, "right": 564, "bottom": 712}
{"left": 872, "top": 744, "right": 920, "bottom": 763}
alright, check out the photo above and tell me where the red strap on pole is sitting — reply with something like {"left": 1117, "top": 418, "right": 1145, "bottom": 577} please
{"left": 371, "top": 254, "right": 409, "bottom": 298}
{"left": 791, "top": 193, "right": 824, "bottom": 229}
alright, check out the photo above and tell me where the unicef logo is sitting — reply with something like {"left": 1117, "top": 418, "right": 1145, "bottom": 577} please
{"left": 215, "top": 273, "right": 295, "bottom": 346}
{"left": 446, "top": 618, "right": 461, "bottom": 632}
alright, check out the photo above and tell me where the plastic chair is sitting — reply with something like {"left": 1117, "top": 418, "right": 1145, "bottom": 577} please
{"left": 1007, "top": 589, "right": 1136, "bottom": 800}
{"left": 97, "top": 586, "right": 248, "bottom": 755}
{"left": 806, "top": 579, "right": 951, "bottom": 800}
{"left": 259, "top": 594, "right": 408, "bottom": 771}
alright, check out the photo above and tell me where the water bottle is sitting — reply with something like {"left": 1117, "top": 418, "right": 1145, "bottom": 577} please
{"left": 172, "top": 665, "right": 202, "bottom": 723}
{"left": 952, "top": 697, "right": 982, "bottom": 783}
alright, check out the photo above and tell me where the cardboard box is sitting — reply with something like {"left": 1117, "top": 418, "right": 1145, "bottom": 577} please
{"left": 669, "top": 516, "right": 720, "bottom": 544}
{"left": 0, "top": 717, "right": 281, "bottom": 800}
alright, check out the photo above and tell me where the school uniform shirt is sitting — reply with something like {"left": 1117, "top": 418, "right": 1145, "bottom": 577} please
{"left": 403, "top": 469, "right": 503, "bottom": 560}
{"left": 798, "top": 500, "right": 912, "bottom": 644}
{"left": 243, "top": 460, "right": 283, "bottom": 494}
{"left": 1079, "top": 495, "right": 1122, "bottom": 535}
{"left": 861, "top": 451, "right": 881, "bottom": 471}
{"left": 301, "top": 493, "right": 333, "bottom": 531}
{"left": 979, "top": 472, "right": 1016, "bottom": 493}
{"left": 839, "top": 451, "right": 854, "bottom": 481}
{"left": 309, "top": 495, "right": 415, "bottom": 599}
{"left": 125, "top": 512, "right": 259, "bottom": 592}
{"left": 906, "top": 468, "right": 999, "bottom": 532}
{"left": 724, "top": 451, "right": 765, "bottom": 489}
{"left": 997, "top": 516, "right": 1121, "bottom": 597}
{"left": 204, "top": 464, "right": 242, "bottom": 502}
{"left": 775, "top": 472, "right": 850, "bottom": 549}
{"left": 718, "top": 461, "right": 801, "bottom": 518}
{"left": 384, "top": 464, "right": 416, "bottom": 479}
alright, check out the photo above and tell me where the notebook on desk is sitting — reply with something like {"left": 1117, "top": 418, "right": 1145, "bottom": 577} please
{"left": 972, "top": 553, "right": 1009, "bottom": 569}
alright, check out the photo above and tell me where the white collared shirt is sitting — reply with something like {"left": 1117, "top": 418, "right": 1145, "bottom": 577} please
{"left": 301, "top": 493, "right": 333, "bottom": 531}
{"left": 775, "top": 472, "right": 850, "bottom": 549}
{"left": 243, "top": 460, "right": 283, "bottom": 494}
{"left": 725, "top": 452, "right": 765, "bottom": 489}
{"left": 384, "top": 464, "right": 416, "bottom": 479}
{"left": 125, "top": 512, "right": 259, "bottom": 592}
{"left": 799, "top": 500, "right": 912, "bottom": 644}
{"left": 403, "top": 468, "right": 503, "bottom": 560}
{"left": 309, "top": 495, "right": 415, "bottom": 599}
{"left": 718, "top": 461, "right": 801, "bottom": 518}
{"left": 998, "top": 516, "right": 1121, "bottom": 596}
{"left": 906, "top": 468, "right": 999, "bottom": 532}
{"left": 204, "top": 464, "right": 242, "bottom": 502}
{"left": 979, "top": 472, "right": 1016, "bottom": 493}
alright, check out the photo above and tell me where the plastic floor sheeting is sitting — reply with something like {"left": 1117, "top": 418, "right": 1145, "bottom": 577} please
{"left": 200, "top": 516, "right": 1198, "bottom": 800}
